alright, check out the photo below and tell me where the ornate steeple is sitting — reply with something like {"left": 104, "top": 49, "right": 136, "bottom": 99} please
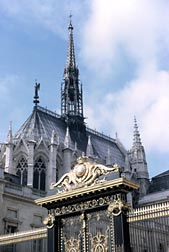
{"left": 129, "top": 117, "right": 149, "bottom": 198}
{"left": 132, "top": 117, "right": 142, "bottom": 149}
{"left": 61, "top": 18, "right": 85, "bottom": 132}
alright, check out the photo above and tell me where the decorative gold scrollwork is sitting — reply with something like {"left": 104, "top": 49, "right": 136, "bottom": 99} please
{"left": 107, "top": 194, "right": 129, "bottom": 217}
{"left": 90, "top": 232, "right": 108, "bottom": 252}
{"left": 51, "top": 156, "right": 120, "bottom": 192}
{"left": 54, "top": 197, "right": 111, "bottom": 216}
{"left": 63, "top": 236, "right": 81, "bottom": 252}
{"left": 43, "top": 211, "right": 55, "bottom": 229}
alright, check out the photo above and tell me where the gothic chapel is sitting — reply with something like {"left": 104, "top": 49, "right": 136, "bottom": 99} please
{"left": 0, "top": 20, "right": 151, "bottom": 234}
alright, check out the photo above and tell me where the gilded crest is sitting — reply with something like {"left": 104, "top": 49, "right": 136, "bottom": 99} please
{"left": 51, "top": 156, "right": 120, "bottom": 192}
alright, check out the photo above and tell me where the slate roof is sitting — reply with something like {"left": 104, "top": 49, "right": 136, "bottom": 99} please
{"left": 14, "top": 105, "right": 126, "bottom": 167}
{"left": 152, "top": 170, "right": 169, "bottom": 178}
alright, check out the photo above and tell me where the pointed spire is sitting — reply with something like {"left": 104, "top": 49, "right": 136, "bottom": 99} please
{"left": 86, "top": 135, "right": 94, "bottom": 157}
{"left": 66, "top": 15, "right": 76, "bottom": 69}
{"left": 51, "top": 130, "right": 57, "bottom": 145}
{"left": 61, "top": 18, "right": 85, "bottom": 132}
{"left": 64, "top": 126, "right": 71, "bottom": 148}
{"left": 6, "top": 121, "right": 13, "bottom": 143}
{"left": 133, "top": 116, "right": 142, "bottom": 149}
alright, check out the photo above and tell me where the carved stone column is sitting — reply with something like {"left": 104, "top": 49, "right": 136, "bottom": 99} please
{"left": 27, "top": 140, "right": 35, "bottom": 186}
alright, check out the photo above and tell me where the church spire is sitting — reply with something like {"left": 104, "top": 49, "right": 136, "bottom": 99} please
{"left": 66, "top": 15, "right": 76, "bottom": 69}
{"left": 129, "top": 117, "right": 149, "bottom": 198}
{"left": 132, "top": 116, "right": 142, "bottom": 149}
{"left": 61, "top": 18, "right": 85, "bottom": 132}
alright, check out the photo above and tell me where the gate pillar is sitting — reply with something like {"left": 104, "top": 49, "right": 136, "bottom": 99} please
{"left": 36, "top": 156, "right": 138, "bottom": 252}
{"left": 108, "top": 193, "right": 131, "bottom": 252}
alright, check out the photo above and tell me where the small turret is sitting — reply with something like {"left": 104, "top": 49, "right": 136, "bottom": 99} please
{"left": 48, "top": 130, "right": 58, "bottom": 189}
{"left": 62, "top": 126, "right": 73, "bottom": 176}
{"left": 86, "top": 135, "right": 94, "bottom": 157}
{"left": 51, "top": 130, "right": 57, "bottom": 145}
{"left": 5, "top": 122, "right": 14, "bottom": 174}
{"left": 129, "top": 117, "right": 149, "bottom": 198}
{"left": 64, "top": 126, "right": 72, "bottom": 149}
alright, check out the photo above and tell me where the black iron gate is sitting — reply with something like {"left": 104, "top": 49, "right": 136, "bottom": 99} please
{"left": 60, "top": 209, "right": 111, "bottom": 252}
{"left": 36, "top": 157, "right": 138, "bottom": 252}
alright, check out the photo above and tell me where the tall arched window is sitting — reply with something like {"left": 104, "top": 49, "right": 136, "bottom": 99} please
{"left": 33, "top": 157, "right": 46, "bottom": 191}
{"left": 16, "top": 157, "right": 28, "bottom": 186}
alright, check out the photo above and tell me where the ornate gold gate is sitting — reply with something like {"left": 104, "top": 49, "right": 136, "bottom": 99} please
{"left": 36, "top": 156, "right": 138, "bottom": 252}
{"left": 59, "top": 208, "right": 112, "bottom": 252}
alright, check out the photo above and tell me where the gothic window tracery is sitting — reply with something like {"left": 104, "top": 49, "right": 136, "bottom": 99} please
{"left": 33, "top": 157, "right": 46, "bottom": 191}
{"left": 16, "top": 156, "right": 28, "bottom": 186}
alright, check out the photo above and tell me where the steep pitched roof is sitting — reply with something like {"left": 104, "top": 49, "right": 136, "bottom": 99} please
{"left": 14, "top": 105, "right": 126, "bottom": 167}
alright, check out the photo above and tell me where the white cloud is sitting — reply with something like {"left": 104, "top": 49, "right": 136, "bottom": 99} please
{"left": 81, "top": 0, "right": 169, "bottom": 74}
{"left": 85, "top": 69, "right": 169, "bottom": 153}
{"left": 81, "top": 0, "right": 169, "bottom": 155}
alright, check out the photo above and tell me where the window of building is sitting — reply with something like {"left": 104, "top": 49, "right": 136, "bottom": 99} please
{"left": 159, "top": 243, "right": 164, "bottom": 252}
{"left": 16, "top": 156, "right": 28, "bottom": 186}
{"left": 32, "top": 215, "right": 42, "bottom": 227}
{"left": 33, "top": 239, "right": 43, "bottom": 252}
{"left": 7, "top": 225, "right": 17, "bottom": 234}
{"left": 7, "top": 208, "right": 17, "bottom": 219}
{"left": 33, "top": 157, "right": 46, "bottom": 191}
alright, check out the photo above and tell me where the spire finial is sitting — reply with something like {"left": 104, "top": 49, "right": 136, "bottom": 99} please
{"left": 6, "top": 121, "right": 13, "bottom": 143}
{"left": 69, "top": 12, "right": 72, "bottom": 26}
{"left": 66, "top": 15, "right": 76, "bottom": 68}
{"left": 33, "top": 81, "right": 40, "bottom": 107}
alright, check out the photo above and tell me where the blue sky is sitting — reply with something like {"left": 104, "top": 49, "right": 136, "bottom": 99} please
{"left": 0, "top": 0, "right": 169, "bottom": 178}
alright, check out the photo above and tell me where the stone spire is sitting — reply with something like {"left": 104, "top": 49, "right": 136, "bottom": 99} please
{"left": 64, "top": 126, "right": 72, "bottom": 149}
{"left": 51, "top": 130, "right": 57, "bottom": 145}
{"left": 129, "top": 117, "right": 149, "bottom": 198}
{"left": 6, "top": 121, "right": 13, "bottom": 143}
{"left": 86, "top": 135, "right": 94, "bottom": 157}
{"left": 66, "top": 16, "right": 76, "bottom": 69}
{"left": 62, "top": 126, "right": 73, "bottom": 176}
{"left": 61, "top": 18, "right": 85, "bottom": 132}
{"left": 5, "top": 122, "right": 14, "bottom": 174}
{"left": 132, "top": 117, "right": 142, "bottom": 149}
